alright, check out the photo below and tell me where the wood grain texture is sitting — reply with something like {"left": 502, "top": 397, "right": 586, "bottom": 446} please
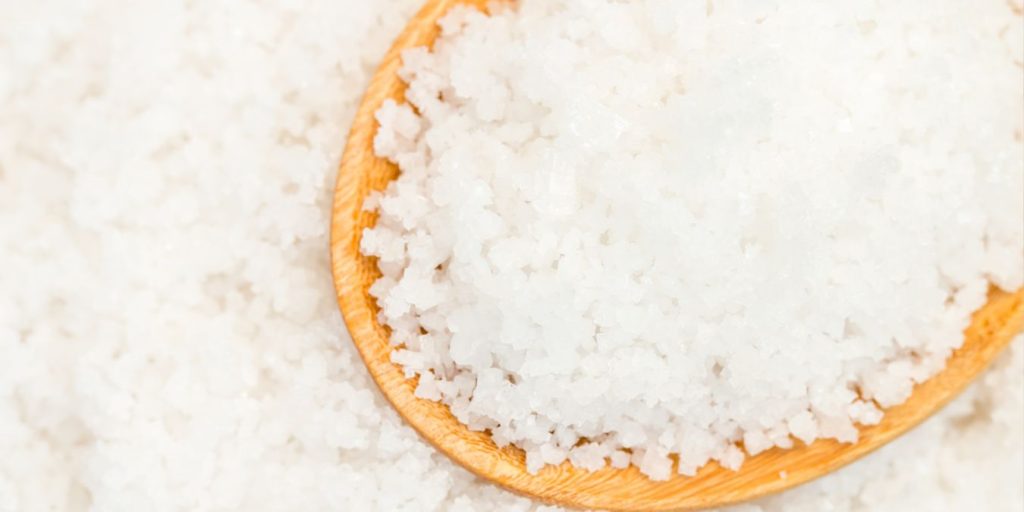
{"left": 329, "top": 0, "right": 1024, "bottom": 509}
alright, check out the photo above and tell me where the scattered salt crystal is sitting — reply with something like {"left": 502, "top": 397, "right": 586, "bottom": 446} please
{"left": 743, "top": 430, "right": 773, "bottom": 456}
{"left": 639, "top": 449, "right": 673, "bottom": 481}
{"left": 787, "top": 411, "right": 820, "bottom": 445}
{"left": 609, "top": 450, "right": 631, "bottom": 469}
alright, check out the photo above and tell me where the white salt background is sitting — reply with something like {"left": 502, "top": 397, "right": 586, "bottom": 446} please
{"left": 0, "top": 1, "right": 1020, "bottom": 511}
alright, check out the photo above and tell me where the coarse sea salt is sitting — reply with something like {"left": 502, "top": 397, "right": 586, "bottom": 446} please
{"left": 2, "top": 0, "right": 1022, "bottom": 509}
{"left": 362, "top": 0, "right": 1024, "bottom": 479}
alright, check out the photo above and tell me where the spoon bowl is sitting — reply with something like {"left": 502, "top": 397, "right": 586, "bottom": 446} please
{"left": 330, "top": 1, "right": 1024, "bottom": 509}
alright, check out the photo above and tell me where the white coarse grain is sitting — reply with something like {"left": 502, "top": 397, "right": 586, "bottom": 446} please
{"left": 0, "top": 0, "right": 1020, "bottom": 511}
{"left": 366, "top": 0, "right": 1024, "bottom": 480}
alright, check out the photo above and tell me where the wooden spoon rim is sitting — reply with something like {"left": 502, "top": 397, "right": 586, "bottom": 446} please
{"left": 330, "top": 1, "right": 1024, "bottom": 509}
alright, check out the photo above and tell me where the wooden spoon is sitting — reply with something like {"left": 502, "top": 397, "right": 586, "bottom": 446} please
{"left": 330, "top": 0, "right": 1024, "bottom": 509}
